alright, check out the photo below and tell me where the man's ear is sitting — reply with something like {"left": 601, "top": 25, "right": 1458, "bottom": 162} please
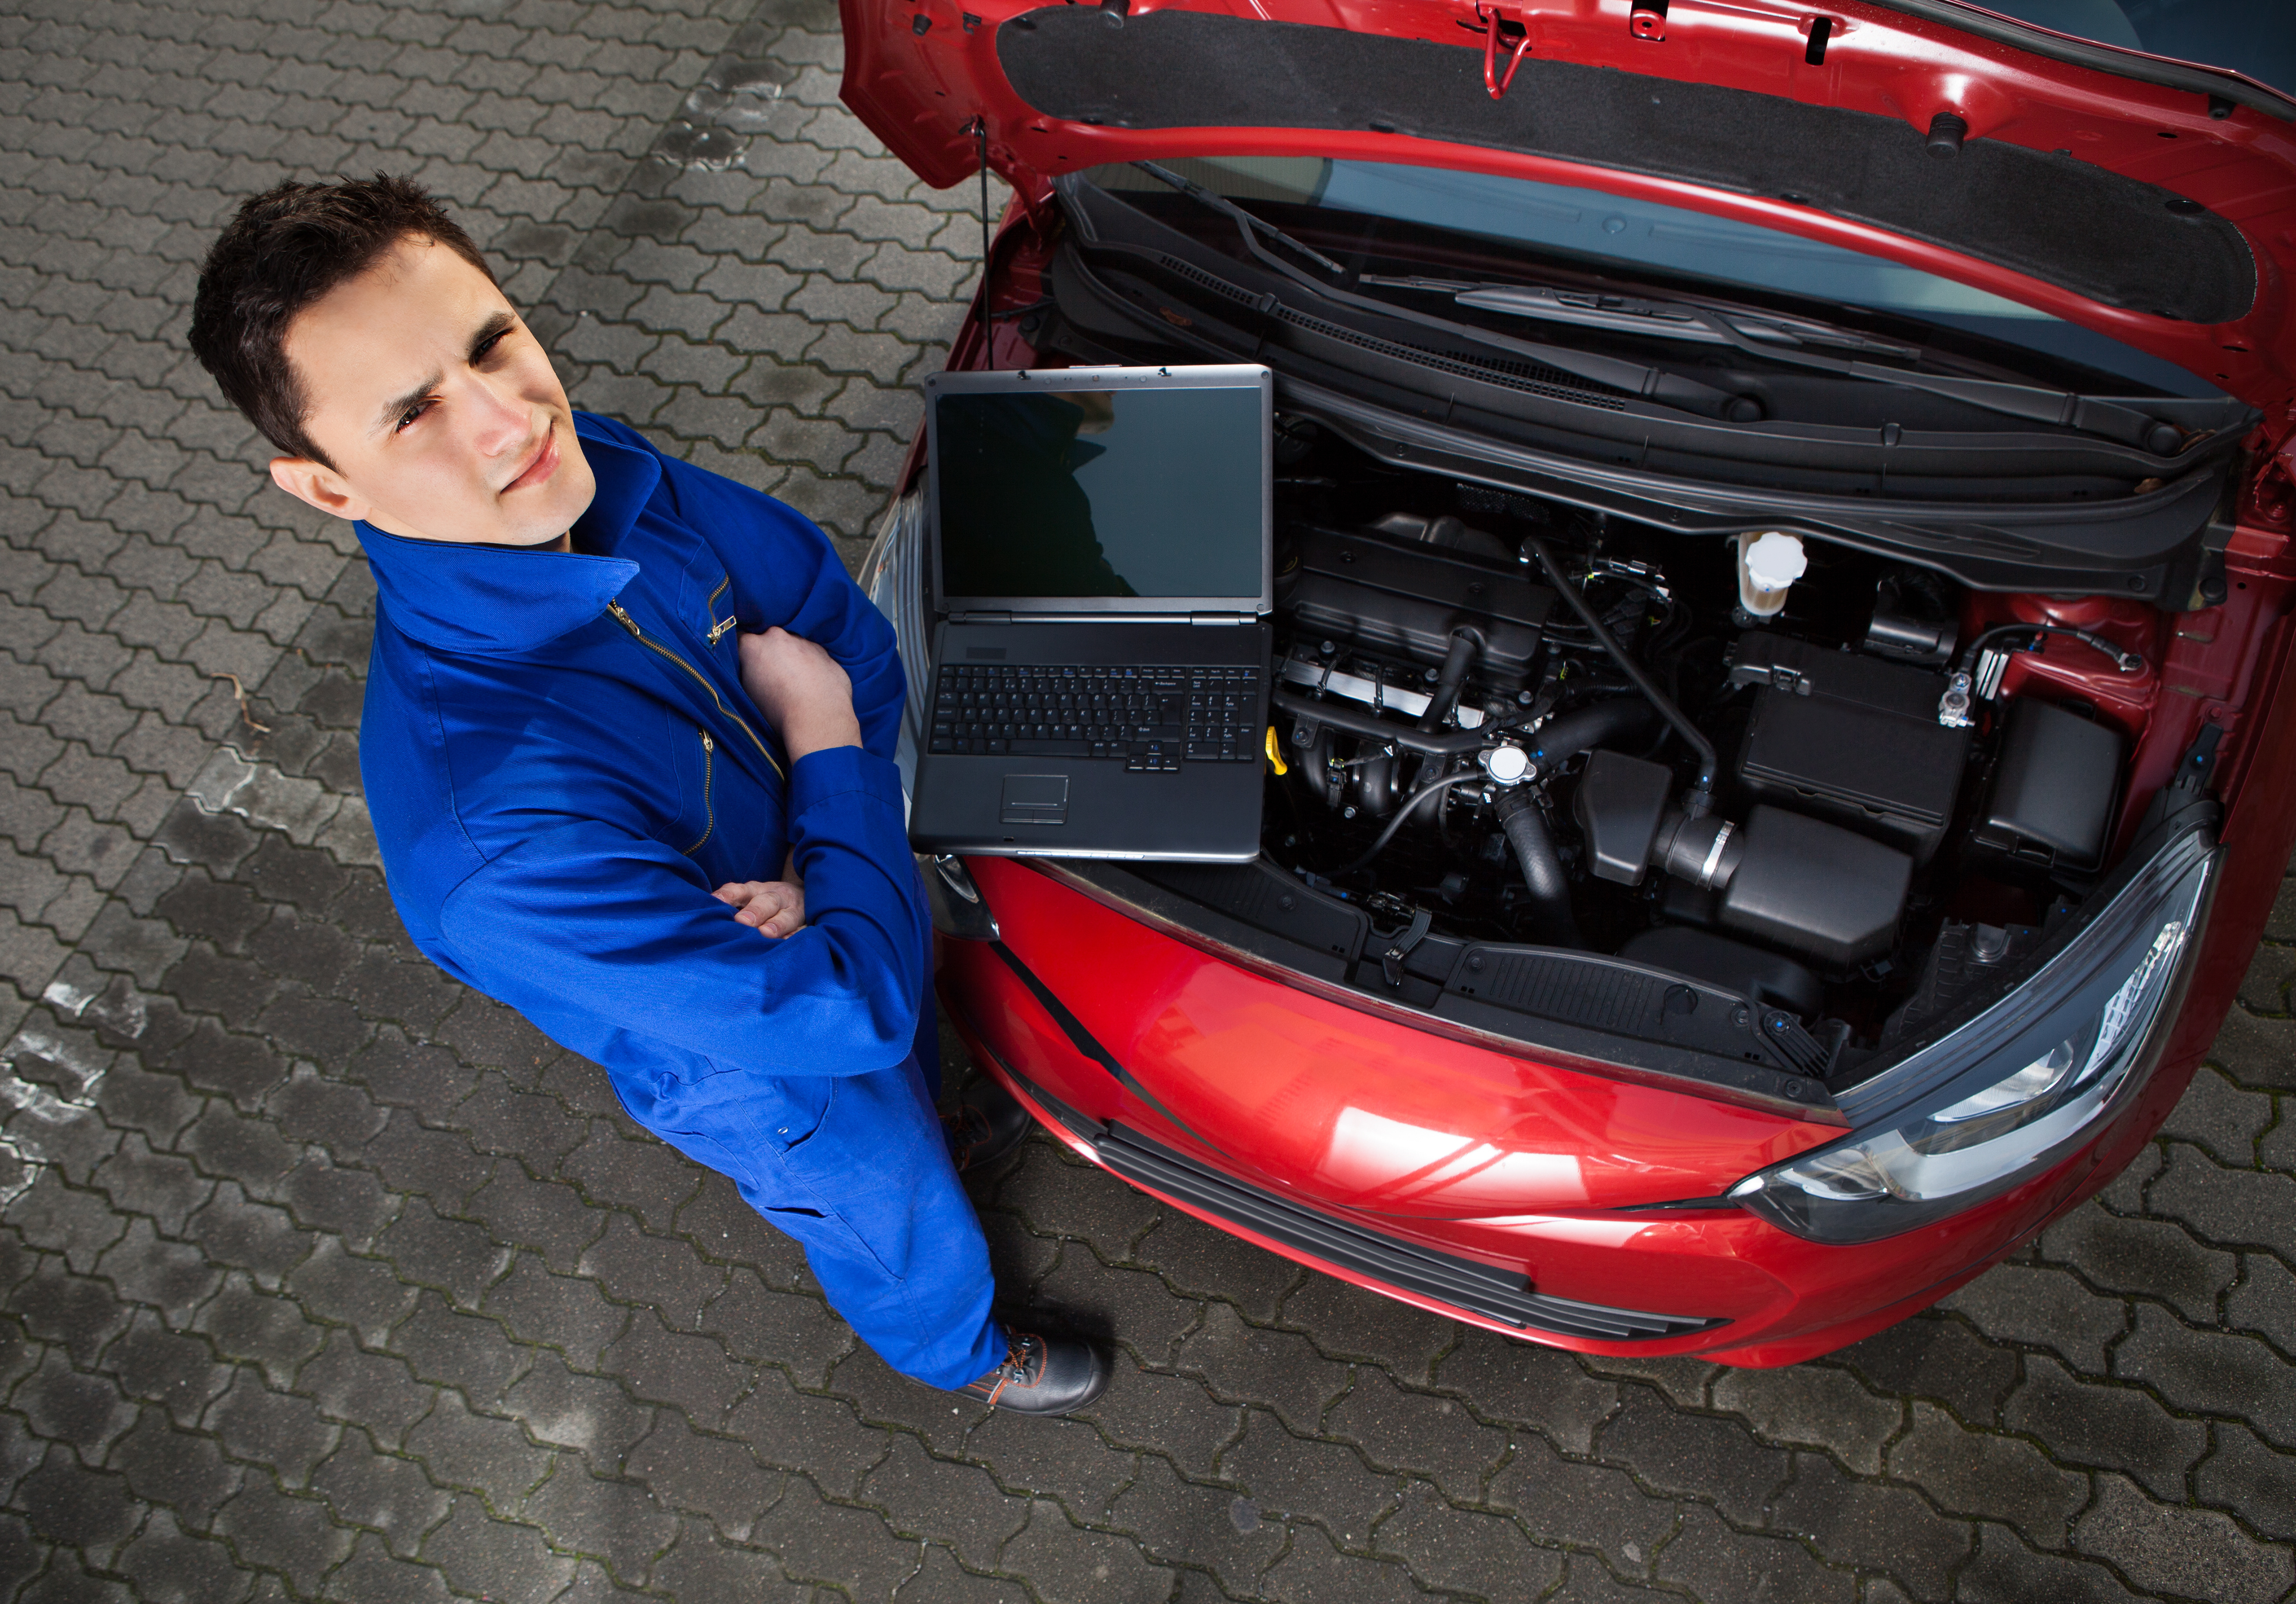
{"left": 269, "top": 457, "right": 368, "bottom": 523}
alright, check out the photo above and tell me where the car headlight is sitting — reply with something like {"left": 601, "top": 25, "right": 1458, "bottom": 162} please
{"left": 859, "top": 488, "right": 931, "bottom": 799}
{"left": 1730, "top": 821, "right": 2218, "bottom": 1245}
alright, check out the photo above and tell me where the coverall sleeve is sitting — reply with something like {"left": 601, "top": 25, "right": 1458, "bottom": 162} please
{"left": 434, "top": 745, "right": 927, "bottom": 1077}
{"left": 648, "top": 446, "right": 907, "bottom": 761}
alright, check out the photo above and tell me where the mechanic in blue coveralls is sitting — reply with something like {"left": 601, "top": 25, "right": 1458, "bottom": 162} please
{"left": 186, "top": 176, "right": 1109, "bottom": 1416}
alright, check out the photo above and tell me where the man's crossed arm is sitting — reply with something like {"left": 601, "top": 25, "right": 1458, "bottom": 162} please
{"left": 714, "top": 621, "right": 869, "bottom": 940}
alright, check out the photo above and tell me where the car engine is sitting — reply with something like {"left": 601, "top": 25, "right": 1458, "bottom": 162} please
{"left": 1259, "top": 418, "right": 2146, "bottom": 1065}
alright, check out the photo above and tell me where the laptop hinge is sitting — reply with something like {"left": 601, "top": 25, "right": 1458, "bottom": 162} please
{"left": 1189, "top": 612, "right": 1255, "bottom": 626}
{"left": 947, "top": 610, "right": 1014, "bottom": 625}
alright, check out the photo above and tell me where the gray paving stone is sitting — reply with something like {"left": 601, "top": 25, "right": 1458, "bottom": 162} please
{"left": 1709, "top": 1361, "right": 1900, "bottom": 1476}
{"left": 1326, "top": 1365, "right": 1510, "bottom": 1505}
{"left": 1937, "top": 1261, "right": 2128, "bottom": 1376}
{"left": 1214, "top": 1406, "right": 1402, "bottom": 1547}
{"left": 1767, "top": 1453, "right": 1969, "bottom": 1602}
{"left": 207, "top": 1364, "right": 339, "bottom": 1487}
{"left": 1168, "top": 1300, "right": 1348, "bottom": 1437}
{"left": 2199, "top": 1421, "right": 2296, "bottom": 1541}
{"left": 422, "top": 1495, "right": 575, "bottom": 1604}
{"left": 861, "top": 1432, "right": 1027, "bottom": 1572}
{"left": 1597, "top": 1390, "right": 1791, "bottom": 1526}
{"left": 2075, "top": 1470, "right": 2292, "bottom": 1604}
{"left": 309, "top": 1428, "right": 452, "bottom": 1559}
{"left": 2114, "top": 1301, "right": 2296, "bottom": 1446}
{"left": 1654, "top": 1502, "right": 1857, "bottom": 1604}
{"left": 2037, "top": 1206, "right": 2236, "bottom": 1322}
{"left": 1955, "top": 1520, "right": 2148, "bottom": 1604}
{"left": 1884, "top": 1401, "right": 2087, "bottom": 1547}
{"left": 2003, "top": 1352, "right": 2207, "bottom": 1499}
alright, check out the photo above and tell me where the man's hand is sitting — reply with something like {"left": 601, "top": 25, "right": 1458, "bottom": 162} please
{"left": 714, "top": 878, "right": 806, "bottom": 938}
{"left": 738, "top": 627, "right": 861, "bottom": 761}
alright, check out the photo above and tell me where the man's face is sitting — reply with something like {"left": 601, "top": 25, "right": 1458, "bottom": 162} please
{"left": 270, "top": 236, "right": 595, "bottom": 547}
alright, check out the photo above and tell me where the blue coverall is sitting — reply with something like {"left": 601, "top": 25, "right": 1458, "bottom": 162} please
{"left": 353, "top": 411, "right": 1004, "bottom": 1389}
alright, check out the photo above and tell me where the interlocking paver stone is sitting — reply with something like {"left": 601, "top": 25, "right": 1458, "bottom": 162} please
{"left": 3, "top": 0, "right": 2293, "bottom": 1599}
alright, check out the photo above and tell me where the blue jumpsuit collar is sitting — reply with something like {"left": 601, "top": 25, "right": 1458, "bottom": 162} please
{"left": 352, "top": 416, "right": 660, "bottom": 656}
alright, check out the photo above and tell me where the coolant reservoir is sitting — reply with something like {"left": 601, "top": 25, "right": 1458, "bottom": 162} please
{"left": 1738, "top": 531, "right": 1807, "bottom": 618}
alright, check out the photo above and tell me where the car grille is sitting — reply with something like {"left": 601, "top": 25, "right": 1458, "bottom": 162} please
{"left": 1093, "top": 1121, "right": 1727, "bottom": 1343}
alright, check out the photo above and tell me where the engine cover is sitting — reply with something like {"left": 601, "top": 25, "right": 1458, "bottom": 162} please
{"left": 1277, "top": 524, "right": 1554, "bottom": 684}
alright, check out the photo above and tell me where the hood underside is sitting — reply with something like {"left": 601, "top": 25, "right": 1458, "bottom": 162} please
{"left": 841, "top": 0, "right": 2296, "bottom": 413}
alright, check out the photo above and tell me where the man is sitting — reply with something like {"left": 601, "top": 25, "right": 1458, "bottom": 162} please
{"left": 185, "top": 176, "right": 1109, "bottom": 1414}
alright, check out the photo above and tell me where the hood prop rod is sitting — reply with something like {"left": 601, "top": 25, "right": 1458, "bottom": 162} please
{"left": 1477, "top": 5, "right": 1532, "bottom": 100}
{"left": 971, "top": 116, "right": 991, "bottom": 294}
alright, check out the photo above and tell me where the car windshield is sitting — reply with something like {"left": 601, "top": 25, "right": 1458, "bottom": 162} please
{"left": 1084, "top": 157, "right": 2223, "bottom": 399}
{"left": 1967, "top": 0, "right": 2293, "bottom": 94}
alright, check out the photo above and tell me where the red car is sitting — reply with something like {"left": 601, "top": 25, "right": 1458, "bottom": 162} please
{"left": 843, "top": 0, "right": 2296, "bottom": 1363}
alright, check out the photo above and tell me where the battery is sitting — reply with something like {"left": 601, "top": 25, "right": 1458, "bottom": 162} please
{"left": 1730, "top": 633, "right": 1971, "bottom": 864}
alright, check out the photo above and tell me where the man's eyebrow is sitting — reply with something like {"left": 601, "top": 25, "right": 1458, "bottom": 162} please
{"left": 370, "top": 311, "right": 520, "bottom": 435}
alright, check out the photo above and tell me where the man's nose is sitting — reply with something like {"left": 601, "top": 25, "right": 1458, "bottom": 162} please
{"left": 469, "top": 371, "right": 533, "bottom": 453}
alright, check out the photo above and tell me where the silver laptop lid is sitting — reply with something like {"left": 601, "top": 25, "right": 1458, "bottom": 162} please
{"left": 924, "top": 364, "right": 1274, "bottom": 617}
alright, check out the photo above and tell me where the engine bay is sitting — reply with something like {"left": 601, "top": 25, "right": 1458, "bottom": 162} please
{"left": 1252, "top": 415, "right": 2185, "bottom": 1081}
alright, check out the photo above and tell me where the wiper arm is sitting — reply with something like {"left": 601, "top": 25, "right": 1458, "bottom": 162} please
{"left": 1123, "top": 175, "right": 1748, "bottom": 422}
{"left": 1360, "top": 275, "right": 1919, "bottom": 358}
{"left": 1673, "top": 303, "right": 2193, "bottom": 457}
{"left": 1366, "top": 274, "right": 2194, "bottom": 455}
{"left": 1132, "top": 162, "right": 1348, "bottom": 277}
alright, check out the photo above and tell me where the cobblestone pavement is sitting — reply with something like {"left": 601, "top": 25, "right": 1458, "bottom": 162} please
{"left": 3, "top": 0, "right": 2296, "bottom": 1600}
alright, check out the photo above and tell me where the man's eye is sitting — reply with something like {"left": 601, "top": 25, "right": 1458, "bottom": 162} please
{"left": 394, "top": 400, "right": 433, "bottom": 432}
{"left": 474, "top": 329, "right": 511, "bottom": 361}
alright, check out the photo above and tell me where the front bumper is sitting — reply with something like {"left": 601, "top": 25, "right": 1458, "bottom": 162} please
{"left": 936, "top": 854, "right": 2202, "bottom": 1366}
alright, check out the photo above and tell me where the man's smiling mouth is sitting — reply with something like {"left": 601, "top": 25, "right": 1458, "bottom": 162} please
{"left": 502, "top": 421, "right": 560, "bottom": 494}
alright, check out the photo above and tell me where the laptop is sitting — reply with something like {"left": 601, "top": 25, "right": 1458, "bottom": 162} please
{"left": 906, "top": 363, "right": 1274, "bottom": 861}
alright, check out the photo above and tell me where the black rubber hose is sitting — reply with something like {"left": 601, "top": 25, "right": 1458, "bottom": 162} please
{"left": 1524, "top": 699, "right": 1659, "bottom": 770}
{"left": 1417, "top": 626, "right": 1484, "bottom": 733}
{"left": 1272, "top": 688, "right": 1490, "bottom": 755}
{"left": 1494, "top": 787, "right": 1581, "bottom": 946}
{"left": 1332, "top": 773, "right": 1484, "bottom": 875}
{"left": 1524, "top": 537, "right": 1719, "bottom": 799}
{"left": 1953, "top": 621, "right": 2144, "bottom": 676}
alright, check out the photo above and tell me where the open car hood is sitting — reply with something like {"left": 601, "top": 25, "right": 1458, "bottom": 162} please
{"left": 841, "top": 0, "right": 2296, "bottom": 417}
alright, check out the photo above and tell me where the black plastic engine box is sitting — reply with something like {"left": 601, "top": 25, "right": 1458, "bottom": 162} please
{"left": 1970, "top": 697, "right": 2123, "bottom": 877}
{"left": 1717, "top": 805, "right": 1913, "bottom": 969}
{"left": 1276, "top": 524, "right": 1554, "bottom": 683}
{"left": 1731, "top": 633, "right": 1971, "bottom": 864}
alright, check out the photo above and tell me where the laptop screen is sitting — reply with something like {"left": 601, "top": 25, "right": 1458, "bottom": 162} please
{"left": 932, "top": 380, "right": 1267, "bottom": 606}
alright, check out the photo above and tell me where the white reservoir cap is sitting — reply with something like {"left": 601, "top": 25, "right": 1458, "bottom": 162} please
{"left": 1743, "top": 532, "right": 1808, "bottom": 589}
{"left": 1739, "top": 531, "right": 1807, "bottom": 617}
{"left": 1481, "top": 744, "right": 1531, "bottom": 784}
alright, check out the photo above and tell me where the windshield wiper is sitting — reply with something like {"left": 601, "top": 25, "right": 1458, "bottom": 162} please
{"left": 1132, "top": 162, "right": 1348, "bottom": 277}
{"left": 1360, "top": 275, "right": 1920, "bottom": 358}
{"left": 1125, "top": 168, "right": 1751, "bottom": 422}
{"left": 1360, "top": 273, "right": 2195, "bottom": 457}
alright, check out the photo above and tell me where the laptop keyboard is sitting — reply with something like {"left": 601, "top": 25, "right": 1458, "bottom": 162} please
{"left": 929, "top": 664, "right": 1264, "bottom": 769}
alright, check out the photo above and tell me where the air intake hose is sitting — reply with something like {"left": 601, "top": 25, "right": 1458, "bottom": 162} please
{"left": 1494, "top": 786, "right": 1580, "bottom": 947}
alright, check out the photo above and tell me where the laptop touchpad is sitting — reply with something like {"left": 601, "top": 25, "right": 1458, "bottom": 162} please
{"left": 1000, "top": 774, "right": 1069, "bottom": 826}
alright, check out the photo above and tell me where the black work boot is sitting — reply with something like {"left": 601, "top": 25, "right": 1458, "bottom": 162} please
{"left": 960, "top": 1330, "right": 1111, "bottom": 1415}
{"left": 942, "top": 1078, "right": 1032, "bottom": 1173}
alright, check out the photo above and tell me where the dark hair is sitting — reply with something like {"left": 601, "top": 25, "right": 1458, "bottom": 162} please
{"left": 187, "top": 175, "right": 496, "bottom": 470}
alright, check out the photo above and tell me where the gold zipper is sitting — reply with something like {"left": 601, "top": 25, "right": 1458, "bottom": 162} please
{"left": 606, "top": 600, "right": 785, "bottom": 781}
{"left": 683, "top": 730, "right": 716, "bottom": 855}
{"left": 705, "top": 576, "right": 737, "bottom": 646}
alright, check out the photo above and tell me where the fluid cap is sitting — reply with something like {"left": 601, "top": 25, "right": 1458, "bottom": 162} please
{"left": 1738, "top": 531, "right": 1807, "bottom": 618}
{"left": 1743, "top": 532, "right": 1807, "bottom": 588}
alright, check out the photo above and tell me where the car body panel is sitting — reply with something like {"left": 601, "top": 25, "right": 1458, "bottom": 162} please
{"left": 941, "top": 910, "right": 2189, "bottom": 1359}
{"left": 842, "top": 0, "right": 2296, "bottom": 411}
{"left": 965, "top": 851, "right": 1842, "bottom": 1214}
